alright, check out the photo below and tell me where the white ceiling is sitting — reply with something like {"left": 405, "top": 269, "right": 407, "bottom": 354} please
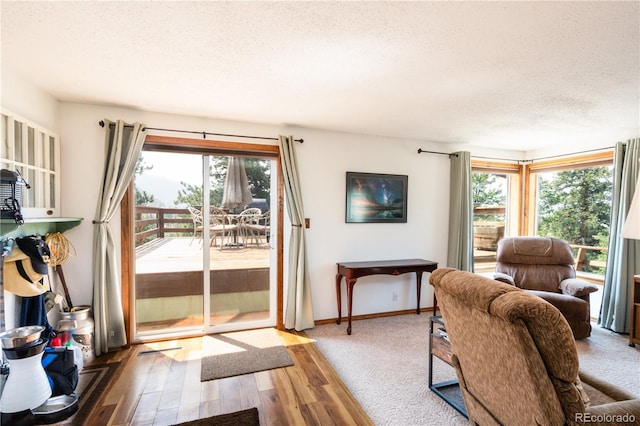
{"left": 2, "top": 1, "right": 639, "bottom": 152}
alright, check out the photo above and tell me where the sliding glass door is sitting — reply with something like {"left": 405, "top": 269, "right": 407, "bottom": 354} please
{"left": 204, "top": 154, "right": 276, "bottom": 333}
{"left": 132, "top": 148, "right": 276, "bottom": 340}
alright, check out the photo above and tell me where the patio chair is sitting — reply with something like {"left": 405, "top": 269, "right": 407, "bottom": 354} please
{"left": 187, "top": 206, "right": 204, "bottom": 245}
{"left": 235, "top": 207, "right": 263, "bottom": 246}
{"left": 209, "top": 207, "right": 238, "bottom": 249}
{"left": 236, "top": 207, "right": 262, "bottom": 245}
{"left": 241, "top": 210, "right": 271, "bottom": 246}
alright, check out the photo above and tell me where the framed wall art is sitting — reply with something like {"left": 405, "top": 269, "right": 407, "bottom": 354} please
{"left": 345, "top": 172, "right": 408, "bottom": 223}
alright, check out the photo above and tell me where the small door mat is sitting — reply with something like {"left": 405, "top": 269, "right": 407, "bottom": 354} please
{"left": 200, "top": 328, "right": 293, "bottom": 381}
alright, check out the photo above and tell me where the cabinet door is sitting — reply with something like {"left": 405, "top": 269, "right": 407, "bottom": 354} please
{"left": 1, "top": 110, "right": 60, "bottom": 218}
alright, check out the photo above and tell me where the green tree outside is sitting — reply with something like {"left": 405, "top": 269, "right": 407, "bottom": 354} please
{"left": 174, "top": 156, "right": 271, "bottom": 209}
{"left": 135, "top": 155, "right": 155, "bottom": 206}
{"left": 134, "top": 155, "right": 159, "bottom": 245}
{"left": 472, "top": 172, "right": 507, "bottom": 222}
{"left": 244, "top": 158, "right": 271, "bottom": 201}
{"left": 536, "top": 166, "right": 612, "bottom": 273}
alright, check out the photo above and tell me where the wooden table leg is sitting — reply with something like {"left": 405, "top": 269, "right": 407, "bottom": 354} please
{"left": 335, "top": 274, "right": 343, "bottom": 324}
{"left": 416, "top": 271, "right": 423, "bottom": 314}
{"left": 346, "top": 278, "right": 357, "bottom": 335}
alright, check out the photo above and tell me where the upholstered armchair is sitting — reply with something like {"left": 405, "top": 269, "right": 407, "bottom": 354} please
{"left": 493, "top": 236, "right": 599, "bottom": 339}
{"left": 429, "top": 268, "right": 640, "bottom": 426}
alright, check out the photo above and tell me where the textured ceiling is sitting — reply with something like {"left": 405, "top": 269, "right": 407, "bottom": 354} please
{"left": 2, "top": 1, "right": 639, "bottom": 151}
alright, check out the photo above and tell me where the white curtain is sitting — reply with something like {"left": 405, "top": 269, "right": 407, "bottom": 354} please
{"left": 93, "top": 120, "right": 146, "bottom": 355}
{"left": 599, "top": 138, "right": 640, "bottom": 333}
{"left": 278, "top": 135, "right": 314, "bottom": 331}
{"left": 447, "top": 151, "right": 474, "bottom": 271}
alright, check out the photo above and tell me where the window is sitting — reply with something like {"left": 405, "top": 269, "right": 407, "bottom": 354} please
{"left": 472, "top": 161, "right": 522, "bottom": 273}
{"left": 526, "top": 151, "right": 613, "bottom": 276}
{"left": 472, "top": 151, "right": 613, "bottom": 278}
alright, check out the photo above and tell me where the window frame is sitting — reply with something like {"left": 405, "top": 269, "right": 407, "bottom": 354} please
{"left": 471, "top": 160, "right": 524, "bottom": 237}
{"left": 523, "top": 151, "right": 614, "bottom": 235}
{"left": 472, "top": 150, "right": 614, "bottom": 280}
{"left": 471, "top": 160, "right": 523, "bottom": 272}
{"left": 120, "top": 135, "right": 284, "bottom": 347}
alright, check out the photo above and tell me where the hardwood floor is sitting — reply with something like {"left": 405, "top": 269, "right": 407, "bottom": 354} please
{"left": 79, "top": 328, "right": 372, "bottom": 426}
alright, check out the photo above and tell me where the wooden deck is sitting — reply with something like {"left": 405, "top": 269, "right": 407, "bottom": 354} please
{"left": 134, "top": 237, "right": 272, "bottom": 334}
{"left": 135, "top": 237, "right": 271, "bottom": 273}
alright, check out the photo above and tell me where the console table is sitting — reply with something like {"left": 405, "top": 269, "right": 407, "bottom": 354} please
{"left": 335, "top": 259, "right": 438, "bottom": 335}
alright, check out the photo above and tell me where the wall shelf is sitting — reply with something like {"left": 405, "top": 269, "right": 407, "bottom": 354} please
{"left": 1, "top": 217, "right": 83, "bottom": 239}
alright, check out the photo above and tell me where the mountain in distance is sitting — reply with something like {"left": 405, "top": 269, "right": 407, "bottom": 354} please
{"left": 135, "top": 174, "right": 186, "bottom": 207}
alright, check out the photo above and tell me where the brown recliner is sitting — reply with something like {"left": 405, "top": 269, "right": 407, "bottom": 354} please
{"left": 429, "top": 267, "right": 640, "bottom": 426}
{"left": 494, "top": 236, "right": 598, "bottom": 339}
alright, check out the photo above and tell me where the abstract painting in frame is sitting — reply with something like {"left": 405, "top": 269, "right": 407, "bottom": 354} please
{"left": 345, "top": 172, "right": 408, "bottom": 223}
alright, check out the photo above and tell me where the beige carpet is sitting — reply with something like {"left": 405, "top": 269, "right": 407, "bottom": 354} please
{"left": 200, "top": 328, "right": 293, "bottom": 381}
{"left": 306, "top": 314, "right": 640, "bottom": 426}
{"left": 575, "top": 324, "right": 640, "bottom": 395}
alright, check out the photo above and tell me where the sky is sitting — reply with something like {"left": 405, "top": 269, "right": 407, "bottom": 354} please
{"left": 141, "top": 151, "right": 203, "bottom": 185}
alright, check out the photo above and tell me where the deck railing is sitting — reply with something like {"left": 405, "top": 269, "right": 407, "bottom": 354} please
{"left": 135, "top": 206, "right": 193, "bottom": 246}
{"left": 570, "top": 244, "right": 608, "bottom": 275}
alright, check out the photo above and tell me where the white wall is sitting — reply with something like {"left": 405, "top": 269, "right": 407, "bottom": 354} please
{"left": 1, "top": 64, "right": 59, "bottom": 131}
{"left": 3, "top": 69, "right": 604, "bottom": 327}
{"left": 297, "top": 128, "right": 452, "bottom": 319}
{"left": 56, "top": 103, "right": 459, "bottom": 321}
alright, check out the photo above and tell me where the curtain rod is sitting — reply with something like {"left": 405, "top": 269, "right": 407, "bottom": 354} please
{"left": 418, "top": 147, "right": 522, "bottom": 162}
{"left": 529, "top": 146, "right": 613, "bottom": 162}
{"left": 98, "top": 120, "right": 303, "bottom": 143}
{"left": 417, "top": 148, "right": 512, "bottom": 161}
{"left": 417, "top": 146, "right": 614, "bottom": 163}
{"left": 417, "top": 148, "right": 458, "bottom": 157}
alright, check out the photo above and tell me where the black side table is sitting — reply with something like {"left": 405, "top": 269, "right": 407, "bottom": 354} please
{"left": 428, "top": 315, "right": 468, "bottom": 418}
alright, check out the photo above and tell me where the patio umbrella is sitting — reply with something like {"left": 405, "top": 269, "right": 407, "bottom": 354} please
{"left": 221, "top": 156, "right": 253, "bottom": 210}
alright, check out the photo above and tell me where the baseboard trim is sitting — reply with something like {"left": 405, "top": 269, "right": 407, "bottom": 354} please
{"left": 315, "top": 307, "right": 437, "bottom": 326}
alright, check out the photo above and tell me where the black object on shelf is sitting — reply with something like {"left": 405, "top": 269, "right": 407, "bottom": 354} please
{"left": 0, "top": 169, "right": 28, "bottom": 225}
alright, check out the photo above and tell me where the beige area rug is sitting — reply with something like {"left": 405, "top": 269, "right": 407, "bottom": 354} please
{"left": 200, "top": 328, "right": 293, "bottom": 381}
{"left": 306, "top": 314, "right": 640, "bottom": 426}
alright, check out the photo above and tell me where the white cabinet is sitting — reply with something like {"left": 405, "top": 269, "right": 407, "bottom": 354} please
{"left": 0, "top": 110, "right": 60, "bottom": 218}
